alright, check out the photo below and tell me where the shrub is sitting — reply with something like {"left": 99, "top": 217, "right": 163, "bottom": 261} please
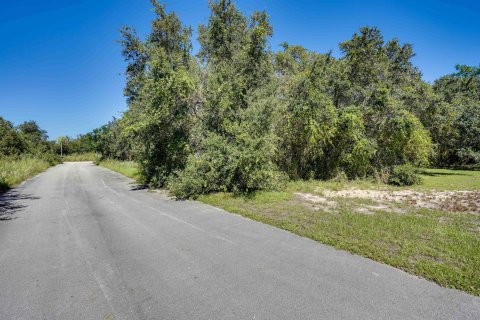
{"left": 380, "top": 109, "right": 433, "bottom": 167}
{"left": 39, "top": 152, "right": 61, "bottom": 165}
{"left": 168, "top": 133, "right": 285, "bottom": 199}
{"left": 455, "top": 148, "right": 480, "bottom": 165}
{"left": 167, "top": 134, "right": 235, "bottom": 199}
{"left": 387, "top": 164, "right": 422, "bottom": 186}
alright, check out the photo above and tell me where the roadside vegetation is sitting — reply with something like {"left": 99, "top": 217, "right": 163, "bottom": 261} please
{"left": 0, "top": 117, "right": 60, "bottom": 192}
{"left": 0, "top": 157, "right": 52, "bottom": 192}
{"left": 62, "top": 152, "right": 99, "bottom": 162}
{"left": 98, "top": 159, "right": 139, "bottom": 180}
{"left": 41, "top": 0, "right": 479, "bottom": 294}
{"left": 65, "top": 0, "right": 479, "bottom": 199}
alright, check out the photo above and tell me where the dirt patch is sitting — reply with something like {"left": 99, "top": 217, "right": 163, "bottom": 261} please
{"left": 295, "top": 188, "right": 480, "bottom": 214}
{"left": 294, "top": 192, "right": 336, "bottom": 206}
{"left": 294, "top": 192, "right": 337, "bottom": 212}
{"left": 319, "top": 188, "right": 480, "bottom": 213}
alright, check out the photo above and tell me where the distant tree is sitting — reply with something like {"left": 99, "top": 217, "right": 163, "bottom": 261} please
{"left": 0, "top": 117, "right": 24, "bottom": 156}
{"left": 17, "top": 121, "right": 48, "bottom": 142}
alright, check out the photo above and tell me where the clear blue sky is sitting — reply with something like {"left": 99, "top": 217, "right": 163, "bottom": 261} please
{"left": 1, "top": 0, "right": 479, "bottom": 140}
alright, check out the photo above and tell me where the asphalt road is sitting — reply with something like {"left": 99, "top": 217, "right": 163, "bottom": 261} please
{"left": 0, "top": 162, "right": 479, "bottom": 319}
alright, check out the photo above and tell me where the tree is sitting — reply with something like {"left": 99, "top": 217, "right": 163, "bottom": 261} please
{"left": 275, "top": 48, "right": 338, "bottom": 179}
{"left": 17, "top": 121, "right": 48, "bottom": 142}
{"left": 120, "top": 0, "right": 195, "bottom": 186}
{"left": 169, "top": 0, "right": 283, "bottom": 196}
{"left": 0, "top": 117, "right": 24, "bottom": 156}
{"left": 84, "top": 1, "right": 477, "bottom": 197}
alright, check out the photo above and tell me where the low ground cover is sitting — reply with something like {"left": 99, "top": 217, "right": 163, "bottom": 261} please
{"left": 0, "top": 157, "right": 52, "bottom": 192}
{"left": 98, "top": 159, "right": 139, "bottom": 180}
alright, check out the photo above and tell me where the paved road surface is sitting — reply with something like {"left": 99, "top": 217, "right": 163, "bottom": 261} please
{"left": 0, "top": 162, "right": 479, "bottom": 319}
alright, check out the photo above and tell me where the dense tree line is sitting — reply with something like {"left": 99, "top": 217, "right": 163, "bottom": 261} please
{"left": 56, "top": 118, "right": 132, "bottom": 159}
{"left": 0, "top": 117, "right": 59, "bottom": 164}
{"left": 73, "top": 0, "right": 479, "bottom": 197}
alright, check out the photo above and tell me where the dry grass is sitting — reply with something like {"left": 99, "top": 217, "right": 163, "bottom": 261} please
{"left": 98, "top": 159, "right": 139, "bottom": 180}
{"left": 0, "top": 157, "right": 52, "bottom": 192}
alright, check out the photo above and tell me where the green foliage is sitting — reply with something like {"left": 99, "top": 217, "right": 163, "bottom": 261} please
{"left": 168, "top": 132, "right": 285, "bottom": 199}
{"left": 388, "top": 164, "right": 422, "bottom": 186}
{"left": 331, "top": 107, "right": 376, "bottom": 178}
{"left": 75, "top": 1, "right": 478, "bottom": 198}
{"left": 119, "top": 1, "right": 195, "bottom": 187}
{"left": 431, "top": 64, "right": 480, "bottom": 166}
{"left": 0, "top": 117, "right": 24, "bottom": 156}
{"left": 0, "top": 117, "right": 59, "bottom": 174}
{"left": 276, "top": 51, "right": 338, "bottom": 179}
{"left": 379, "top": 109, "right": 433, "bottom": 166}
{"left": 62, "top": 152, "right": 99, "bottom": 162}
{"left": 455, "top": 102, "right": 480, "bottom": 151}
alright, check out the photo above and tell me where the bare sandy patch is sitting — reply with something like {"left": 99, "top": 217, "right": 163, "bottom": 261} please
{"left": 319, "top": 188, "right": 480, "bottom": 213}
{"left": 294, "top": 192, "right": 337, "bottom": 211}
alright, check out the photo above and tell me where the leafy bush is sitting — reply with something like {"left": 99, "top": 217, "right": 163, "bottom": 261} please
{"left": 168, "top": 133, "right": 285, "bottom": 199}
{"left": 455, "top": 148, "right": 480, "bottom": 165}
{"left": 387, "top": 164, "right": 422, "bottom": 186}
{"left": 38, "top": 152, "right": 61, "bottom": 165}
{"left": 380, "top": 109, "right": 433, "bottom": 167}
{"left": 168, "top": 134, "right": 235, "bottom": 199}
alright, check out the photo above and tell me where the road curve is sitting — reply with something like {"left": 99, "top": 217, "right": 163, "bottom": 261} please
{"left": 0, "top": 161, "right": 479, "bottom": 319}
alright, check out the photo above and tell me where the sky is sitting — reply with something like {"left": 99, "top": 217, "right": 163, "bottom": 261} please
{"left": 0, "top": 0, "right": 479, "bottom": 140}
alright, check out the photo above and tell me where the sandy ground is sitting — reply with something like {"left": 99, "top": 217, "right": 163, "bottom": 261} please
{"left": 295, "top": 188, "right": 480, "bottom": 214}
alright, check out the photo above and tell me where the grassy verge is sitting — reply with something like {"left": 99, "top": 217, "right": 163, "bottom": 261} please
{"left": 417, "top": 168, "right": 480, "bottom": 190}
{"left": 62, "top": 152, "right": 100, "bottom": 162}
{"left": 199, "top": 168, "right": 480, "bottom": 296}
{"left": 98, "top": 159, "right": 139, "bottom": 180}
{"left": 0, "top": 157, "right": 53, "bottom": 192}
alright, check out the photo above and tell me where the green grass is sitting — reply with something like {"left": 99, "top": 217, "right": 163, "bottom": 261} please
{"left": 199, "top": 168, "right": 480, "bottom": 296}
{"left": 265, "top": 168, "right": 480, "bottom": 194}
{"left": 98, "top": 159, "right": 139, "bottom": 180}
{"left": 418, "top": 168, "right": 480, "bottom": 190}
{"left": 0, "top": 157, "right": 53, "bottom": 192}
{"left": 62, "top": 152, "right": 100, "bottom": 162}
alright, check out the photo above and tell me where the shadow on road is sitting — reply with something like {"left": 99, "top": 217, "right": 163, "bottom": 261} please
{"left": 130, "top": 184, "right": 148, "bottom": 191}
{"left": 0, "top": 191, "right": 39, "bottom": 221}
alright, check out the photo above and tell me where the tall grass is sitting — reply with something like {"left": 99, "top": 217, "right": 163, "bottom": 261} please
{"left": 98, "top": 159, "right": 139, "bottom": 180}
{"left": 0, "top": 157, "right": 52, "bottom": 192}
{"left": 62, "top": 152, "right": 99, "bottom": 162}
